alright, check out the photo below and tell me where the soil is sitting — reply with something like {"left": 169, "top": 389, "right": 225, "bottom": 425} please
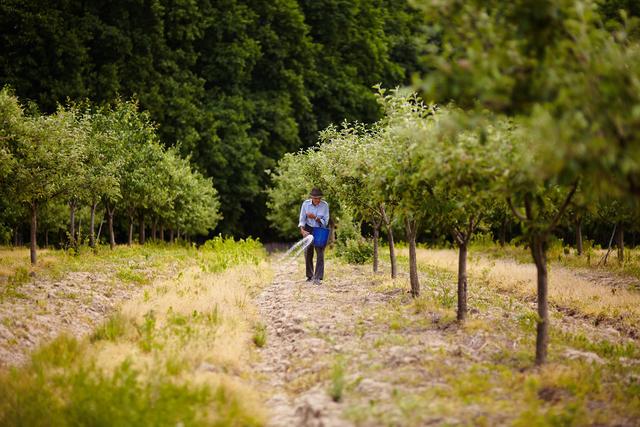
{"left": 0, "top": 271, "right": 141, "bottom": 367}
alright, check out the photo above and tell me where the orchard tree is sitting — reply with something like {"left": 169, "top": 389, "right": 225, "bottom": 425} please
{"left": 7, "top": 105, "right": 86, "bottom": 264}
{"left": 372, "top": 88, "right": 437, "bottom": 297}
{"left": 80, "top": 105, "right": 124, "bottom": 248}
{"left": 320, "top": 123, "right": 388, "bottom": 272}
{"left": 96, "top": 100, "right": 141, "bottom": 249}
{"left": 160, "top": 147, "right": 221, "bottom": 240}
{"left": 267, "top": 147, "right": 341, "bottom": 240}
{"left": 38, "top": 199, "right": 68, "bottom": 247}
{"left": 108, "top": 101, "right": 165, "bottom": 246}
{"left": 0, "top": 87, "right": 20, "bottom": 243}
{"left": 501, "top": 123, "right": 580, "bottom": 365}
{"left": 419, "top": 113, "right": 511, "bottom": 321}
{"left": 595, "top": 197, "right": 638, "bottom": 264}
{"left": 414, "top": 0, "right": 640, "bottom": 364}
{"left": 267, "top": 152, "right": 317, "bottom": 239}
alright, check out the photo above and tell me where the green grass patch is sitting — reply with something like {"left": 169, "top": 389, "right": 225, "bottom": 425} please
{"left": 0, "top": 336, "right": 258, "bottom": 427}
{"left": 252, "top": 322, "right": 267, "bottom": 348}
{"left": 199, "top": 236, "right": 266, "bottom": 273}
{"left": 91, "top": 313, "right": 130, "bottom": 342}
{"left": 329, "top": 356, "right": 346, "bottom": 402}
{"left": 116, "top": 266, "right": 149, "bottom": 285}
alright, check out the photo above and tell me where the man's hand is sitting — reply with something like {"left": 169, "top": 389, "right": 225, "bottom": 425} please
{"left": 300, "top": 227, "right": 310, "bottom": 237}
{"left": 306, "top": 212, "right": 317, "bottom": 219}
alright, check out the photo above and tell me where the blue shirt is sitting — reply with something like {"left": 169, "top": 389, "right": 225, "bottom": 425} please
{"left": 298, "top": 199, "right": 330, "bottom": 229}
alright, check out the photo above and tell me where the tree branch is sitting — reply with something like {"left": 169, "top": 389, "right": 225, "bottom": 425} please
{"left": 547, "top": 180, "right": 579, "bottom": 233}
{"left": 452, "top": 229, "right": 464, "bottom": 246}
{"left": 507, "top": 197, "right": 527, "bottom": 222}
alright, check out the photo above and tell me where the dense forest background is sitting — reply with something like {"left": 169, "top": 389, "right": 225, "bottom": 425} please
{"left": 0, "top": 0, "right": 425, "bottom": 239}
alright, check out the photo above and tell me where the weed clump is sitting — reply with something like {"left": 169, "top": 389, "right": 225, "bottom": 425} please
{"left": 91, "top": 313, "right": 130, "bottom": 342}
{"left": 253, "top": 323, "right": 267, "bottom": 348}
{"left": 329, "top": 357, "right": 346, "bottom": 402}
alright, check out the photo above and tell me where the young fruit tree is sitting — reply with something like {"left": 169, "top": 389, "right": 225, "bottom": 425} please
{"left": 415, "top": 0, "right": 640, "bottom": 364}
{"left": 372, "top": 88, "right": 438, "bottom": 297}
{"left": 417, "top": 112, "right": 511, "bottom": 321}
{"left": 3, "top": 98, "right": 87, "bottom": 264}
{"left": 320, "top": 122, "right": 391, "bottom": 274}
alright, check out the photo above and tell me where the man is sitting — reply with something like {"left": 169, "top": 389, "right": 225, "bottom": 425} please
{"left": 298, "top": 188, "right": 329, "bottom": 284}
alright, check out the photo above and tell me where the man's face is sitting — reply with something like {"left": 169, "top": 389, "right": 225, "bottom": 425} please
{"left": 311, "top": 196, "right": 321, "bottom": 206}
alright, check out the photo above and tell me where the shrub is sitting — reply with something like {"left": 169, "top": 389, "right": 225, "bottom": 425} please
{"left": 200, "top": 236, "right": 266, "bottom": 272}
{"left": 334, "top": 220, "right": 373, "bottom": 264}
{"left": 336, "top": 238, "right": 373, "bottom": 264}
{"left": 91, "top": 313, "right": 130, "bottom": 342}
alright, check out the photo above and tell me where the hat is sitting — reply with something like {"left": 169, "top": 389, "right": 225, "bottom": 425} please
{"left": 309, "top": 188, "right": 323, "bottom": 197}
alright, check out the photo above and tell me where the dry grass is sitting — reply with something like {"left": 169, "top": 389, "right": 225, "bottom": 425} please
{"left": 401, "top": 248, "right": 640, "bottom": 335}
{"left": 92, "top": 262, "right": 273, "bottom": 417}
{"left": 0, "top": 247, "right": 59, "bottom": 279}
{"left": 0, "top": 243, "right": 273, "bottom": 426}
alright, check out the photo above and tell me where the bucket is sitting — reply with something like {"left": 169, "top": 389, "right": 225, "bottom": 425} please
{"left": 312, "top": 226, "right": 330, "bottom": 248}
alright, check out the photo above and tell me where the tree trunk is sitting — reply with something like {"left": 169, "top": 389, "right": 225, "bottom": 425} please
{"left": 45, "top": 229, "right": 49, "bottom": 247}
{"left": 457, "top": 241, "right": 468, "bottom": 322}
{"left": 499, "top": 217, "right": 507, "bottom": 247}
{"left": 96, "top": 216, "right": 104, "bottom": 243}
{"left": 160, "top": 224, "right": 165, "bottom": 242}
{"left": 328, "top": 218, "right": 336, "bottom": 245}
{"left": 89, "top": 200, "right": 98, "bottom": 248}
{"left": 169, "top": 228, "right": 175, "bottom": 243}
{"left": 405, "top": 218, "right": 419, "bottom": 297}
{"left": 107, "top": 204, "right": 116, "bottom": 250}
{"left": 601, "top": 223, "right": 617, "bottom": 266}
{"left": 575, "top": 216, "right": 583, "bottom": 256}
{"left": 69, "top": 199, "right": 76, "bottom": 246}
{"left": 380, "top": 205, "right": 397, "bottom": 279}
{"left": 128, "top": 214, "right": 134, "bottom": 246}
{"left": 616, "top": 222, "right": 624, "bottom": 263}
{"left": 372, "top": 224, "right": 380, "bottom": 273}
{"left": 531, "top": 235, "right": 549, "bottom": 365}
{"left": 13, "top": 226, "right": 19, "bottom": 247}
{"left": 139, "top": 211, "right": 145, "bottom": 245}
{"left": 30, "top": 203, "right": 37, "bottom": 265}
{"left": 151, "top": 218, "right": 157, "bottom": 241}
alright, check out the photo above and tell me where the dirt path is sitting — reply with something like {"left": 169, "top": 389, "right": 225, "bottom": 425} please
{"left": 254, "top": 259, "right": 459, "bottom": 426}
{"left": 254, "top": 261, "right": 352, "bottom": 427}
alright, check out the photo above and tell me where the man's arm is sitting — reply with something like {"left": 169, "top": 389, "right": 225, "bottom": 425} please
{"left": 298, "top": 201, "right": 309, "bottom": 236}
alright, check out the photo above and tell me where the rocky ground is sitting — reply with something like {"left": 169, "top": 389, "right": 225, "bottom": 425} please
{"left": 0, "top": 271, "right": 142, "bottom": 367}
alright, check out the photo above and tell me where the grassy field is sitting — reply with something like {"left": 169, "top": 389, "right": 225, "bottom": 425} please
{"left": 1, "top": 241, "right": 639, "bottom": 426}
{"left": 0, "top": 239, "right": 272, "bottom": 426}
{"left": 334, "top": 250, "right": 640, "bottom": 425}
{"left": 395, "top": 247, "right": 640, "bottom": 338}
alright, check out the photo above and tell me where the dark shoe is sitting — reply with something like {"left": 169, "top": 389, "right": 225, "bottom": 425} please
{"left": 313, "top": 279, "right": 322, "bottom": 285}
{"left": 306, "top": 277, "right": 313, "bottom": 282}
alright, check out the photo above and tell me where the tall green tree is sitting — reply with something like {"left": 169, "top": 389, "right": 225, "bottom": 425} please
{"left": 5, "top": 103, "right": 86, "bottom": 264}
{"left": 1, "top": 0, "right": 424, "bottom": 237}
